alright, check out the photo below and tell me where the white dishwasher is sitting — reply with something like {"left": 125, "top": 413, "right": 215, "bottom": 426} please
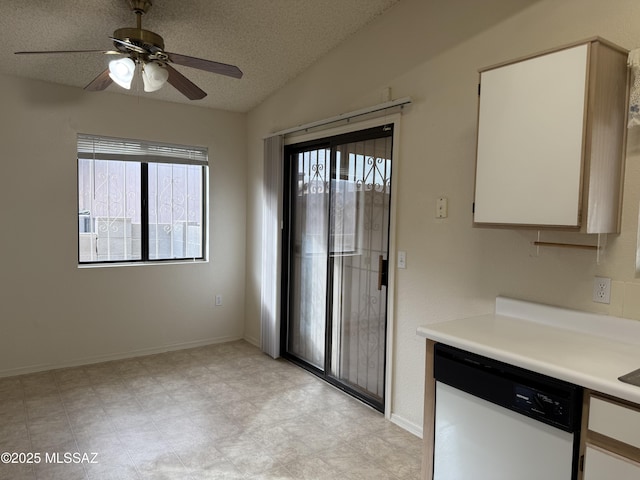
{"left": 433, "top": 344, "right": 582, "bottom": 480}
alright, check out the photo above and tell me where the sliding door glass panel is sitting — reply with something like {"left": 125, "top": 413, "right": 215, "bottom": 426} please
{"left": 329, "top": 136, "right": 392, "bottom": 402}
{"left": 287, "top": 148, "right": 331, "bottom": 369}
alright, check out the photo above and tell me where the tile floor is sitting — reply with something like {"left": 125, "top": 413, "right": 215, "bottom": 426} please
{"left": 0, "top": 341, "right": 422, "bottom": 479}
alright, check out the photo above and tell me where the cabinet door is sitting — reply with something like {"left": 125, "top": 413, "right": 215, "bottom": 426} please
{"left": 584, "top": 446, "right": 640, "bottom": 480}
{"left": 588, "top": 396, "right": 640, "bottom": 448}
{"left": 474, "top": 44, "right": 589, "bottom": 226}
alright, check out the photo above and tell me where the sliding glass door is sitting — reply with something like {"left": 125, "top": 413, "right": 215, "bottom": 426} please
{"left": 282, "top": 125, "right": 393, "bottom": 410}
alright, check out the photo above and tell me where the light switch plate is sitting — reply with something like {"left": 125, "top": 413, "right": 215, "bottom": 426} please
{"left": 397, "top": 251, "right": 407, "bottom": 269}
{"left": 436, "top": 197, "right": 448, "bottom": 218}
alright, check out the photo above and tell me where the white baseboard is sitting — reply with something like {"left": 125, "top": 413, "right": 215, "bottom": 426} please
{"left": 0, "top": 335, "right": 243, "bottom": 378}
{"left": 390, "top": 413, "right": 423, "bottom": 439}
{"left": 243, "top": 335, "right": 260, "bottom": 348}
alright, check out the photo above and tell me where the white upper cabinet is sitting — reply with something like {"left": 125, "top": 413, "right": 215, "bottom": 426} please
{"left": 473, "top": 38, "right": 628, "bottom": 233}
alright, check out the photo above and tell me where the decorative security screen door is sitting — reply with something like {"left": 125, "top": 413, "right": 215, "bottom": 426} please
{"left": 282, "top": 125, "right": 393, "bottom": 411}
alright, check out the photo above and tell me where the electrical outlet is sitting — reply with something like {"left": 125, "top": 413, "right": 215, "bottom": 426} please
{"left": 593, "top": 277, "right": 611, "bottom": 304}
{"left": 215, "top": 295, "right": 223, "bottom": 306}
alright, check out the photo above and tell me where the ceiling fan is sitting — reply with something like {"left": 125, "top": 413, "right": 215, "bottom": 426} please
{"left": 14, "top": 0, "right": 243, "bottom": 100}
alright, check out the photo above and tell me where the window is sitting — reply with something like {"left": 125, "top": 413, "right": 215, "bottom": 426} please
{"left": 77, "top": 134, "right": 207, "bottom": 264}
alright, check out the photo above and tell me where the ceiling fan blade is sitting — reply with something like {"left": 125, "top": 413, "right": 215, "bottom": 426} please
{"left": 84, "top": 68, "right": 113, "bottom": 91}
{"left": 15, "top": 49, "right": 121, "bottom": 55}
{"left": 167, "top": 52, "right": 243, "bottom": 79}
{"left": 165, "top": 64, "right": 207, "bottom": 100}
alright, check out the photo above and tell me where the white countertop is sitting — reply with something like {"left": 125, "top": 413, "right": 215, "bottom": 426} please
{"left": 416, "top": 297, "right": 640, "bottom": 405}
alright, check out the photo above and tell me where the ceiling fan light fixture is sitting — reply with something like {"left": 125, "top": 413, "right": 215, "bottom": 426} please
{"left": 142, "top": 61, "right": 169, "bottom": 92}
{"left": 108, "top": 57, "right": 135, "bottom": 89}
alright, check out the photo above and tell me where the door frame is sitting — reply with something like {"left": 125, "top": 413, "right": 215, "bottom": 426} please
{"left": 281, "top": 114, "right": 401, "bottom": 419}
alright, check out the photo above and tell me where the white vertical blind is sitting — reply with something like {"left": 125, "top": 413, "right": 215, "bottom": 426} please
{"left": 261, "top": 135, "right": 284, "bottom": 358}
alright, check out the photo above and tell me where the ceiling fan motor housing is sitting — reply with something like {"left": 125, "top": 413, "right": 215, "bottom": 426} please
{"left": 113, "top": 27, "right": 165, "bottom": 54}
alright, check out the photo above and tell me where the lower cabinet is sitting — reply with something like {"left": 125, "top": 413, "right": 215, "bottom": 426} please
{"left": 583, "top": 446, "right": 640, "bottom": 480}
{"left": 582, "top": 393, "right": 640, "bottom": 480}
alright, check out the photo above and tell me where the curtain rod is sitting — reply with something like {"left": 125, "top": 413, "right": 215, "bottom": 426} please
{"left": 267, "top": 96, "right": 412, "bottom": 138}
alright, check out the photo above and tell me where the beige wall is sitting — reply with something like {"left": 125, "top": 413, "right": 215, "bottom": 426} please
{"left": 0, "top": 73, "right": 247, "bottom": 376}
{"left": 4, "top": 0, "right": 640, "bottom": 438}
{"left": 246, "top": 0, "right": 640, "bottom": 434}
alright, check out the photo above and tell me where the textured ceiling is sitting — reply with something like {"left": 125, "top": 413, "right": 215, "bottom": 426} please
{"left": 0, "top": 0, "right": 400, "bottom": 112}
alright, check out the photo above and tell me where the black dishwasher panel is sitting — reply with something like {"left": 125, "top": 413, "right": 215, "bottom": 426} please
{"left": 434, "top": 343, "right": 582, "bottom": 433}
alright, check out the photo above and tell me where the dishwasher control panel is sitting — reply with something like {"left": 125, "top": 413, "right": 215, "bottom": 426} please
{"left": 513, "top": 384, "right": 570, "bottom": 427}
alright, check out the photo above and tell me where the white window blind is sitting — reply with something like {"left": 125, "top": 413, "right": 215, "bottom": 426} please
{"left": 77, "top": 134, "right": 208, "bottom": 165}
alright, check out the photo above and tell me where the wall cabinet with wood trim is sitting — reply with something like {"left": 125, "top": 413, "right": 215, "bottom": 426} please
{"left": 473, "top": 38, "right": 628, "bottom": 233}
{"left": 582, "top": 393, "right": 640, "bottom": 479}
